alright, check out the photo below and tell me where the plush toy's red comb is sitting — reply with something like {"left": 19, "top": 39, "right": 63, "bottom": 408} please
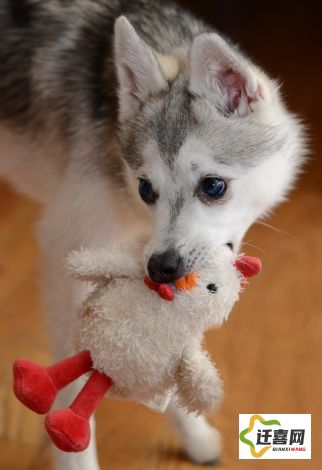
{"left": 235, "top": 256, "right": 262, "bottom": 284}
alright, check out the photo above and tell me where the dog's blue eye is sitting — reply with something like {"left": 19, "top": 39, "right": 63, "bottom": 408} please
{"left": 138, "top": 179, "right": 158, "bottom": 204}
{"left": 199, "top": 177, "right": 227, "bottom": 201}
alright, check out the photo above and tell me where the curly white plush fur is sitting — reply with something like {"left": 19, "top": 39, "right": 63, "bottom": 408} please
{"left": 68, "top": 245, "right": 241, "bottom": 415}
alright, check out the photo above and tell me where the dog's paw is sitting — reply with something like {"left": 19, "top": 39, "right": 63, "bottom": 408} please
{"left": 181, "top": 420, "right": 222, "bottom": 465}
{"left": 167, "top": 403, "right": 222, "bottom": 465}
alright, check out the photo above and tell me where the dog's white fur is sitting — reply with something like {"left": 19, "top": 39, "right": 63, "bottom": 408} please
{"left": 0, "top": 11, "right": 306, "bottom": 470}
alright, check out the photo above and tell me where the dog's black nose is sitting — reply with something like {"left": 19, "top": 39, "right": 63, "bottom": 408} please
{"left": 148, "top": 249, "right": 184, "bottom": 283}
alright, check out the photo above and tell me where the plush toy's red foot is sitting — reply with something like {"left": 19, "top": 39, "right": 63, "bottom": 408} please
{"left": 45, "top": 371, "right": 112, "bottom": 452}
{"left": 13, "top": 352, "right": 112, "bottom": 453}
{"left": 13, "top": 359, "right": 58, "bottom": 414}
{"left": 45, "top": 408, "right": 90, "bottom": 452}
{"left": 13, "top": 351, "right": 93, "bottom": 414}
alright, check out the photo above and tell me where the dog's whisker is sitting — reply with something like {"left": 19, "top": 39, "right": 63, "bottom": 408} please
{"left": 241, "top": 242, "right": 266, "bottom": 255}
{"left": 256, "top": 221, "right": 297, "bottom": 240}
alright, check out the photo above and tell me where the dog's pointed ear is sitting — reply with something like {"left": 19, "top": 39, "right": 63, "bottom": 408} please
{"left": 114, "top": 16, "right": 167, "bottom": 123}
{"left": 190, "top": 33, "right": 268, "bottom": 117}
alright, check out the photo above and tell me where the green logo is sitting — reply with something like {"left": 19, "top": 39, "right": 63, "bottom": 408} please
{"left": 240, "top": 414, "right": 281, "bottom": 458}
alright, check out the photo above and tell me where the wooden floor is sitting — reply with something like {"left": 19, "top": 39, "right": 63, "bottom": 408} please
{"left": 1, "top": 2, "right": 322, "bottom": 469}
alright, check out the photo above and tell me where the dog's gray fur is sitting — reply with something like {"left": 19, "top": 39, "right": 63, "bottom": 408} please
{"left": 0, "top": 0, "right": 291, "bottom": 171}
{"left": 0, "top": 1, "right": 201, "bottom": 131}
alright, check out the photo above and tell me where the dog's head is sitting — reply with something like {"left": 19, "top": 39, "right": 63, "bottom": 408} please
{"left": 114, "top": 17, "right": 305, "bottom": 283}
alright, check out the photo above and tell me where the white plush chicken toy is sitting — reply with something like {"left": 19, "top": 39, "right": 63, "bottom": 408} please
{"left": 13, "top": 245, "right": 261, "bottom": 452}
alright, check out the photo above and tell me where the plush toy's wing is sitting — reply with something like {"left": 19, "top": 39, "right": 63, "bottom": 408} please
{"left": 67, "top": 248, "right": 141, "bottom": 284}
{"left": 176, "top": 344, "right": 223, "bottom": 415}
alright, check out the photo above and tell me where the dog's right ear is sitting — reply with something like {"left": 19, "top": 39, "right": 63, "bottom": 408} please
{"left": 189, "top": 33, "right": 270, "bottom": 117}
{"left": 114, "top": 16, "right": 168, "bottom": 123}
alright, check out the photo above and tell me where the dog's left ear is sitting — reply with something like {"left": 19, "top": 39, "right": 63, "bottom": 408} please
{"left": 190, "top": 33, "right": 269, "bottom": 117}
{"left": 114, "top": 16, "right": 168, "bottom": 123}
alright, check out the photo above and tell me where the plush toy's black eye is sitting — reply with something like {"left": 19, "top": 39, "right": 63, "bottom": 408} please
{"left": 197, "top": 177, "right": 227, "bottom": 202}
{"left": 207, "top": 283, "right": 218, "bottom": 293}
{"left": 138, "top": 179, "right": 158, "bottom": 204}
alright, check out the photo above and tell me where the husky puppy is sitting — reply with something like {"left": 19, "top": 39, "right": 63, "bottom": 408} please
{"left": 0, "top": 1, "right": 305, "bottom": 468}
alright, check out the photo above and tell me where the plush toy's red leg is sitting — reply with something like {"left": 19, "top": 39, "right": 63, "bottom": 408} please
{"left": 13, "top": 351, "right": 92, "bottom": 414}
{"left": 45, "top": 371, "right": 112, "bottom": 452}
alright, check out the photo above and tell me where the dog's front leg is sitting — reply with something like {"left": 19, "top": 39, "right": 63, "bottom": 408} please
{"left": 165, "top": 399, "right": 222, "bottom": 465}
{"left": 37, "top": 222, "right": 101, "bottom": 470}
{"left": 40, "top": 265, "right": 100, "bottom": 470}
{"left": 49, "top": 383, "right": 100, "bottom": 470}
{"left": 35, "top": 158, "right": 147, "bottom": 469}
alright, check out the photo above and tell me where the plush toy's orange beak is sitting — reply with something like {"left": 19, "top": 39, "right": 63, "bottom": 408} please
{"left": 174, "top": 272, "right": 198, "bottom": 291}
